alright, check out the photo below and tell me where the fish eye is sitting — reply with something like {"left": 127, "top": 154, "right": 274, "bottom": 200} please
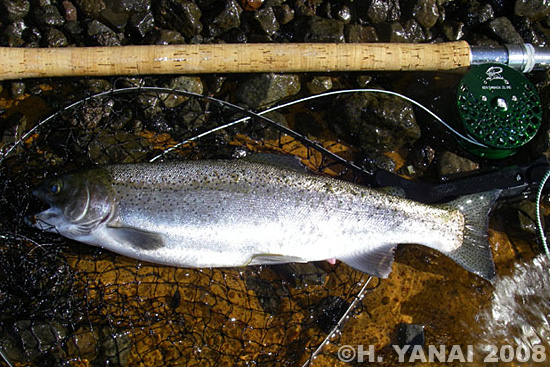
{"left": 50, "top": 181, "right": 62, "bottom": 195}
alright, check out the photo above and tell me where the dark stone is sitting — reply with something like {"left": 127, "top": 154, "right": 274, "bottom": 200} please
{"left": 442, "top": 20, "right": 465, "bottom": 40}
{"left": 437, "top": 151, "right": 479, "bottom": 179}
{"left": 274, "top": 4, "right": 294, "bottom": 24}
{"left": 22, "top": 27, "right": 41, "bottom": 44}
{"left": 236, "top": 73, "right": 301, "bottom": 108}
{"left": 128, "top": 11, "right": 155, "bottom": 38}
{"left": 41, "top": 27, "right": 68, "bottom": 47}
{"left": 154, "top": 0, "right": 203, "bottom": 38}
{"left": 240, "top": 0, "right": 264, "bottom": 11}
{"left": 294, "top": 0, "right": 320, "bottom": 17}
{"left": 410, "top": 145, "right": 435, "bottom": 171}
{"left": 487, "top": 17, "right": 524, "bottom": 43}
{"left": 304, "top": 16, "right": 345, "bottom": 43}
{"left": 87, "top": 19, "right": 121, "bottom": 45}
{"left": 1, "top": 0, "right": 30, "bottom": 22}
{"left": 333, "top": 4, "right": 352, "bottom": 24}
{"left": 62, "top": 0, "right": 78, "bottom": 21}
{"left": 315, "top": 296, "right": 349, "bottom": 334}
{"left": 88, "top": 130, "right": 149, "bottom": 164}
{"left": 255, "top": 7, "right": 280, "bottom": 36}
{"left": 145, "top": 28, "right": 186, "bottom": 44}
{"left": 345, "top": 24, "right": 378, "bottom": 42}
{"left": 245, "top": 274, "right": 284, "bottom": 315}
{"left": 63, "top": 20, "right": 83, "bottom": 36}
{"left": 100, "top": 327, "right": 131, "bottom": 366}
{"left": 411, "top": 0, "right": 439, "bottom": 28}
{"left": 306, "top": 76, "right": 333, "bottom": 94}
{"left": 33, "top": 5, "right": 66, "bottom": 27}
{"left": 73, "top": 0, "right": 106, "bottom": 18}
{"left": 362, "top": 0, "right": 400, "bottom": 24}
{"left": 459, "top": 1, "right": 494, "bottom": 26}
{"left": 378, "top": 21, "right": 408, "bottom": 42}
{"left": 402, "top": 19, "right": 426, "bottom": 42}
{"left": 396, "top": 323, "right": 425, "bottom": 349}
{"left": 98, "top": 6, "right": 130, "bottom": 32}
{"left": 213, "top": 0, "right": 242, "bottom": 31}
{"left": 515, "top": 0, "right": 550, "bottom": 21}
{"left": 2, "top": 20, "right": 26, "bottom": 47}
{"left": 294, "top": 111, "right": 324, "bottom": 136}
{"left": 329, "top": 91, "right": 421, "bottom": 152}
{"left": 11, "top": 82, "right": 25, "bottom": 98}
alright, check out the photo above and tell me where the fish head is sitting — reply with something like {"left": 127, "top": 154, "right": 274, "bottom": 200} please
{"left": 31, "top": 168, "right": 115, "bottom": 237}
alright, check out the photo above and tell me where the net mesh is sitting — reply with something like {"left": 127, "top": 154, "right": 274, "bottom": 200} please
{"left": 0, "top": 84, "right": 374, "bottom": 367}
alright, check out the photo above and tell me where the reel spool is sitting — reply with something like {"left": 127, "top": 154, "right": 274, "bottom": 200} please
{"left": 455, "top": 63, "right": 542, "bottom": 159}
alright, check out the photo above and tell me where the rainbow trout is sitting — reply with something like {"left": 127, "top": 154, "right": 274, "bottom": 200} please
{"left": 31, "top": 159, "right": 498, "bottom": 280}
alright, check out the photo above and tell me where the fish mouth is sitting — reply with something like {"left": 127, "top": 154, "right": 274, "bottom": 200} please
{"left": 27, "top": 208, "right": 58, "bottom": 232}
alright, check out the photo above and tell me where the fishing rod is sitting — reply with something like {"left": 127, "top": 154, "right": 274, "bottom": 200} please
{"left": 0, "top": 42, "right": 549, "bottom": 80}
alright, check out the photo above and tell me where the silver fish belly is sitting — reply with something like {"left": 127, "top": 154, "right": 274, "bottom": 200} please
{"left": 31, "top": 160, "right": 498, "bottom": 280}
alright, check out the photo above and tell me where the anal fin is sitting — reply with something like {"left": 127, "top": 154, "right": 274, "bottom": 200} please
{"left": 247, "top": 254, "right": 308, "bottom": 266}
{"left": 339, "top": 244, "right": 398, "bottom": 278}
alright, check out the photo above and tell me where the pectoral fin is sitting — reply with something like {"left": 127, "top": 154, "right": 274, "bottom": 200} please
{"left": 106, "top": 226, "right": 164, "bottom": 250}
{"left": 339, "top": 244, "right": 397, "bottom": 278}
{"left": 247, "top": 254, "right": 308, "bottom": 266}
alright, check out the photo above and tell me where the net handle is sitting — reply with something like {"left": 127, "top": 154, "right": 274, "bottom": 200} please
{"left": 0, "top": 42, "right": 471, "bottom": 80}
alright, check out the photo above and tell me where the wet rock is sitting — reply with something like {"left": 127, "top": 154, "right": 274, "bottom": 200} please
{"left": 515, "top": 200, "right": 538, "bottom": 233}
{"left": 42, "top": 27, "right": 68, "bottom": 47}
{"left": 11, "top": 82, "right": 26, "bottom": 98}
{"left": 98, "top": 6, "right": 130, "bottom": 32}
{"left": 146, "top": 28, "right": 186, "bottom": 44}
{"left": 66, "top": 327, "right": 99, "bottom": 359}
{"left": 274, "top": 4, "right": 294, "bottom": 24}
{"left": 314, "top": 296, "right": 349, "bottom": 334}
{"left": 514, "top": 17, "right": 548, "bottom": 46}
{"left": 255, "top": 7, "right": 280, "bottom": 36}
{"left": 306, "top": 76, "right": 333, "bottom": 94}
{"left": 240, "top": 0, "right": 263, "bottom": 11}
{"left": 73, "top": 0, "right": 106, "bottom": 18}
{"left": 128, "top": 11, "right": 155, "bottom": 38}
{"left": 23, "top": 26, "right": 41, "bottom": 44}
{"left": 294, "top": 111, "right": 324, "bottom": 136}
{"left": 345, "top": 24, "right": 378, "bottom": 42}
{"left": 2, "top": 20, "right": 26, "bottom": 47}
{"left": 155, "top": 0, "right": 203, "bottom": 38}
{"left": 379, "top": 21, "right": 408, "bottom": 42}
{"left": 161, "top": 76, "right": 204, "bottom": 108}
{"left": 88, "top": 130, "right": 149, "bottom": 164}
{"left": 356, "top": 75, "right": 373, "bottom": 87}
{"left": 245, "top": 274, "right": 284, "bottom": 314}
{"left": 330, "top": 92, "right": 421, "bottom": 152}
{"left": 487, "top": 17, "right": 523, "bottom": 43}
{"left": 396, "top": 323, "right": 425, "bottom": 348}
{"left": 33, "top": 5, "right": 66, "bottom": 27}
{"left": 87, "top": 19, "right": 121, "bottom": 46}
{"left": 437, "top": 151, "right": 479, "bottom": 179}
{"left": 1, "top": 0, "right": 30, "bottom": 22}
{"left": 333, "top": 4, "right": 352, "bottom": 23}
{"left": 459, "top": 1, "right": 494, "bottom": 27}
{"left": 442, "top": 20, "right": 465, "bottom": 40}
{"left": 100, "top": 327, "right": 131, "bottom": 366}
{"left": 362, "top": 0, "right": 400, "bottom": 24}
{"left": 402, "top": 19, "right": 426, "bottom": 42}
{"left": 212, "top": 0, "right": 242, "bottom": 32}
{"left": 236, "top": 73, "right": 301, "bottom": 108}
{"left": 294, "top": 0, "right": 320, "bottom": 17}
{"left": 63, "top": 20, "right": 83, "bottom": 36}
{"left": 410, "top": 145, "right": 435, "bottom": 171}
{"left": 412, "top": 0, "right": 439, "bottom": 28}
{"left": 62, "top": 0, "right": 78, "bottom": 21}
{"left": 515, "top": 0, "right": 550, "bottom": 21}
{"left": 304, "top": 16, "right": 345, "bottom": 43}
{"left": 8, "top": 321, "right": 67, "bottom": 361}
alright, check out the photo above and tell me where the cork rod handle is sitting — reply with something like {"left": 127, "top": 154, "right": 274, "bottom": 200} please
{"left": 0, "top": 42, "right": 471, "bottom": 80}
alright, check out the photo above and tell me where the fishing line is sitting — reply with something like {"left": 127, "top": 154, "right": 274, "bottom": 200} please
{"left": 535, "top": 166, "right": 550, "bottom": 262}
{"left": 151, "top": 88, "right": 489, "bottom": 163}
{"left": 302, "top": 275, "right": 374, "bottom": 367}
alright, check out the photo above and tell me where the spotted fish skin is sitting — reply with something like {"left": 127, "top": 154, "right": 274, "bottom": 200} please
{"left": 31, "top": 159, "right": 498, "bottom": 280}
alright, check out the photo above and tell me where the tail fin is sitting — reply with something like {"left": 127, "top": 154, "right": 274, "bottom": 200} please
{"left": 442, "top": 190, "right": 501, "bottom": 282}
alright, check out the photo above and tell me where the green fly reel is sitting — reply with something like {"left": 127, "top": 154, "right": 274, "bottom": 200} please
{"left": 455, "top": 63, "right": 542, "bottom": 159}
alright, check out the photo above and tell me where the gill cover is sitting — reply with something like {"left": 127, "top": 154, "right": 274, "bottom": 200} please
{"left": 33, "top": 168, "right": 115, "bottom": 236}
